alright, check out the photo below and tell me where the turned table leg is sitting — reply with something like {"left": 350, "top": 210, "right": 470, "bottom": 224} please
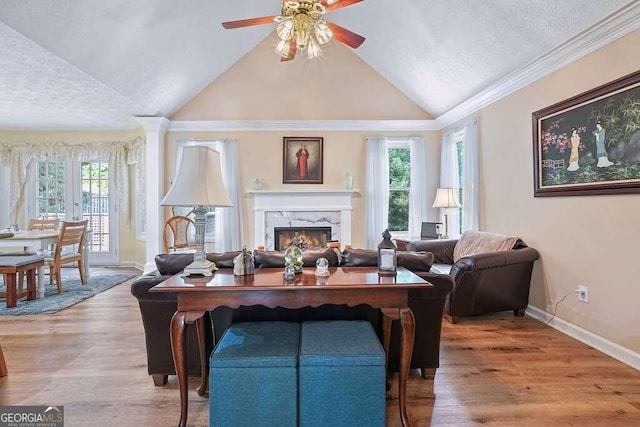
{"left": 170, "top": 311, "right": 188, "bottom": 427}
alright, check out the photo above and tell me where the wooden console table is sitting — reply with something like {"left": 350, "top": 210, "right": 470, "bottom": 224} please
{"left": 151, "top": 266, "right": 432, "bottom": 427}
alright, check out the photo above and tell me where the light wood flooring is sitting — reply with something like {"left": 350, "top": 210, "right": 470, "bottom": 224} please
{"left": 1, "top": 268, "right": 640, "bottom": 426}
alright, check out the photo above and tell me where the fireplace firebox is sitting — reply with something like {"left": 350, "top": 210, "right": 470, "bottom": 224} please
{"left": 274, "top": 227, "right": 332, "bottom": 251}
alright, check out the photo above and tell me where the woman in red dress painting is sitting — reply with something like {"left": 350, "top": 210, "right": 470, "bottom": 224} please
{"left": 296, "top": 144, "right": 309, "bottom": 179}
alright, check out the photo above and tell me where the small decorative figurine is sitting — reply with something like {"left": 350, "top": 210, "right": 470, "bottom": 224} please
{"left": 284, "top": 245, "right": 303, "bottom": 274}
{"left": 233, "top": 246, "right": 255, "bottom": 276}
{"left": 314, "top": 257, "right": 330, "bottom": 277}
{"left": 283, "top": 264, "right": 296, "bottom": 281}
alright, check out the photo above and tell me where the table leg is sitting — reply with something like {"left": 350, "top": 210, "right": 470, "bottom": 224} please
{"left": 5, "top": 273, "right": 16, "bottom": 308}
{"left": 26, "top": 268, "right": 36, "bottom": 300}
{"left": 37, "top": 266, "right": 45, "bottom": 298}
{"left": 195, "top": 316, "right": 208, "bottom": 397}
{"left": 399, "top": 307, "right": 415, "bottom": 427}
{"left": 170, "top": 311, "right": 188, "bottom": 427}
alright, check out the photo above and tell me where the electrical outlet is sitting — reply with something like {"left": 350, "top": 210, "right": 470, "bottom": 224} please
{"left": 577, "top": 285, "right": 588, "bottom": 303}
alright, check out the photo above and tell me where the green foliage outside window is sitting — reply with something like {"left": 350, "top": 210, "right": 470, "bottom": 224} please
{"left": 388, "top": 147, "right": 410, "bottom": 231}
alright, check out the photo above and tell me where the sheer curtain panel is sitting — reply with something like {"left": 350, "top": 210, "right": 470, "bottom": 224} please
{"left": 365, "top": 137, "right": 389, "bottom": 249}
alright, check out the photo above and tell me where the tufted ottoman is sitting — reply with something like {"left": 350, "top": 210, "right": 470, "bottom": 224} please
{"left": 299, "top": 320, "right": 386, "bottom": 427}
{"left": 209, "top": 322, "right": 299, "bottom": 427}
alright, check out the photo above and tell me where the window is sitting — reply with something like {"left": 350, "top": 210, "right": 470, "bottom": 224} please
{"left": 388, "top": 142, "right": 411, "bottom": 233}
{"left": 35, "top": 161, "right": 67, "bottom": 221}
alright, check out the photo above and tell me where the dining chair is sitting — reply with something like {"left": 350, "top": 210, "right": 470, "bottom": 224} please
{"left": 27, "top": 218, "right": 60, "bottom": 231}
{"left": 162, "top": 216, "right": 196, "bottom": 253}
{"left": 15, "top": 218, "right": 60, "bottom": 290}
{"left": 46, "top": 220, "right": 88, "bottom": 293}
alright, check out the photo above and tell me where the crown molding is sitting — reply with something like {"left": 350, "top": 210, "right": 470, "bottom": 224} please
{"left": 435, "top": 1, "right": 640, "bottom": 129}
{"left": 134, "top": 116, "right": 170, "bottom": 133}
{"left": 167, "top": 120, "right": 438, "bottom": 132}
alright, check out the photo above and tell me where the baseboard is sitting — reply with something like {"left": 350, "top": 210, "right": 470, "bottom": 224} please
{"left": 526, "top": 305, "right": 640, "bottom": 371}
{"left": 117, "top": 261, "right": 144, "bottom": 271}
{"left": 92, "top": 261, "right": 143, "bottom": 271}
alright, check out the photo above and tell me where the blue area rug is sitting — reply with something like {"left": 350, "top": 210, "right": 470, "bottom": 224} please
{"left": 0, "top": 269, "right": 137, "bottom": 315}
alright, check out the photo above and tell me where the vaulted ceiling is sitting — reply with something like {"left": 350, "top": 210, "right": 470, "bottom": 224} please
{"left": 0, "top": 0, "right": 637, "bottom": 130}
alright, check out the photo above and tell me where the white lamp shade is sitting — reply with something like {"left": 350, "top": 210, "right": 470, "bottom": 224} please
{"left": 432, "top": 188, "right": 461, "bottom": 208}
{"left": 160, "top": 146, "right": 233, "bottom": 207}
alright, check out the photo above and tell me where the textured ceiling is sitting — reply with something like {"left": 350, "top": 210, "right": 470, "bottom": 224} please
{"left": 0, "top": 0, "right": 636, "bottom": 130}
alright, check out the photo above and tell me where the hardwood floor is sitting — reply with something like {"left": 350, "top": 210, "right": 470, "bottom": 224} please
{"left": 1, "top": 269, "right": 640, "bottom": 426}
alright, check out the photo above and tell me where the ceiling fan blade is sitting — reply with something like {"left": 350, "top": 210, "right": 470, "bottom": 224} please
{"left": 324, "top": 0, "right": 364, "bottom": 12}
{"left": 222, "top": 16, "right": 277, "bottom": 29}
{"left": 326, "top": 22, "right": 365, "bottom": 49}
{"left": 281, "top": 39, "right": 298, "bottom": 62}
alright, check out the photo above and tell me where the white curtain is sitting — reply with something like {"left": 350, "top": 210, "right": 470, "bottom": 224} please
{"left": 365, "top": 137, "right": 389, "bottom": 249}
{"left": 409, "top": 136, "right": 429, "bottom": 237}
{"left": 462, "top": 120, "right": 479, "bottom": 232}
{"left": 215, "top": 138, "right": 243, "bottom": 252}
{"left": 439, "top": 131, "right": 461, "bottom": 238}
{"left": 1, "top": 139, "right": 137, "bottom": 225}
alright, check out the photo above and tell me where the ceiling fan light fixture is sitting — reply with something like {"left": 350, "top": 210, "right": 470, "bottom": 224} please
{"left": 275, "top": 39, "right": 291, "bottom": 56}
{"left": 294, "top": 14, "right": 313, "bottom": 49}
{"left": 314, "top": 20, "right": 333, "bottom": 44}
{"left": 276, "top": 19, "right": 295, "bottom": 40}
{"left": 284, "top": 1, "right": 300, "bottom": 10}
{"left": 307, "top": 39, "right": 322, "bottom": 58}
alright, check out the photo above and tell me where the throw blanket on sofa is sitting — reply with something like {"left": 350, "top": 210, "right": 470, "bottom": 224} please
{"left": 453, "top": 230, "right": 521, "bottom": 262}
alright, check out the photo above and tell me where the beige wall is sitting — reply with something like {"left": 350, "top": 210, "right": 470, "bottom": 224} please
{"left": 478, "top": 29, "right": 640, "bottom": 353}
{"left": 172, "top": 35, "right": 432, "bottom": 120}
{"left": 165, "top": 131, "right": 441, "bottom": 249}
{"left": 0, "top": 129, "right": 146, "bottom": 266}
{"left": 168, "top": 36, "right": 440, "bottom": 249}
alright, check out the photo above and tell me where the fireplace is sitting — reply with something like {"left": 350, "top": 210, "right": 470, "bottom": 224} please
{"left": 274, "top": 227, "right": 332, "bottom": 251}
{"left": 251, "top": 189, "right": 356, "bottom": 250}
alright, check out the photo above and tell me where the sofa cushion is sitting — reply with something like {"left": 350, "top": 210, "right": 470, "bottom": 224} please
{"left": 453, "top": 230, "right": 522, "bottom": 262}
{"left": 155, "top": 251, "right": 242, "bottom": 275}
{"left": 342, "top": 248, "right": 434, "bottom": 272}
{"left": 254, "top": 248, "right": 340, "bottom": 268}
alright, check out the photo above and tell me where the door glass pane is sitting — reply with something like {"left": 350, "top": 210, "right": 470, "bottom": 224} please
{"left": 82, "top": 162, "right": 110, "bottom": 253}
{"left": 36, "top": 161, "right": 65, "bottom": 221}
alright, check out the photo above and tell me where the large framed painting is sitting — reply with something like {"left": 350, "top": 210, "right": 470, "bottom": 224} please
{"left": 533, "top": 70, "right": 640, "bottom": 197}
{"left": 283, "top": 137, "right": 323, "bottom": 184}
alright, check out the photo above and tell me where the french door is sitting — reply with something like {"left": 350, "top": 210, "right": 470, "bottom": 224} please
{"left": 27, "top": 159, "right": 118, "bottom": 265}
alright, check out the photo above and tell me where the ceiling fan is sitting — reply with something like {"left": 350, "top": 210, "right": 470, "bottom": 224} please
{"left": 222, "top": 0, "right": 366, "bottom": 61}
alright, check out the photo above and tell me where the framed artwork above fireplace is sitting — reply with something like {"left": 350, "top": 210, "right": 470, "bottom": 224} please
{"left": 283, "top": 137, "right": 323, "bottom": 184}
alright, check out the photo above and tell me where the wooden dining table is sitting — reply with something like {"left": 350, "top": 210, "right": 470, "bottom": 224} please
{"left": 0, "top": 231, "right": 58, "bottom": 298}
{"left": 150, "top": 266, "right": 432, "bottom": 427}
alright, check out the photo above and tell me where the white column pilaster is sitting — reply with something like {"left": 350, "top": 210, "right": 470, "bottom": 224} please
{"left": 136, "top": 117, "right": 169, "bottom": 274}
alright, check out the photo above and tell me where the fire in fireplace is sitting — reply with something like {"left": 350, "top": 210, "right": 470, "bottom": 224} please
{"left": 274, "top": 227, "right": 332, "bottom": 251}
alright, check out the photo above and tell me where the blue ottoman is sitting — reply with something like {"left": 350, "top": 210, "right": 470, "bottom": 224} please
{"left": 209, "top": 322, "right": 299, "bottom": 427}
{"left": 299, "top": 320, "right": 386, "bottom": 427}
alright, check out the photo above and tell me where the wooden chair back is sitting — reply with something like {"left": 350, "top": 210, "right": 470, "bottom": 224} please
{"left": 48, "top": 220, "right": 88, "bottom": 293}
{"left": 27, "top": 218, "right": 59, "bottom": 231}
{"left": 163, "top": 216, "right": 196, "bottom": 253}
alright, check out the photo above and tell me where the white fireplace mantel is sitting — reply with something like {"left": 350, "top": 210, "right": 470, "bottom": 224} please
{"left": 249, "top": 189, "right": 359, "bottom": 249}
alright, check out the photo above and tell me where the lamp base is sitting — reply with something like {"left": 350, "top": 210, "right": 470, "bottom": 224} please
{"left": 181, "top": 259, "right": 218, "bottom": 277}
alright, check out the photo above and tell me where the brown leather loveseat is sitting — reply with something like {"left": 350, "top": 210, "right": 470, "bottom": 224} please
{"left": 130, "top": 247, "right": 454, "bottom": 386}
{"left": 407, "top": 231, "right": 540, "bottom": 323}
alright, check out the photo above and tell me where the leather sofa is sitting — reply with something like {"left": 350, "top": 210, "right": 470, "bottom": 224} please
{"left": 130, "top": 247, "right": 454, "bottom": 386}
{"left": 407, "top": 237, "right": 539, "bottom": 323}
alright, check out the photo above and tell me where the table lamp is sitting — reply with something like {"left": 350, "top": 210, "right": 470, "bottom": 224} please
{"left": 160, "top": 146, "right": 233, "bottom": 276}
{"left": 432, "top": 188, "right": 461, "bottom": 240}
